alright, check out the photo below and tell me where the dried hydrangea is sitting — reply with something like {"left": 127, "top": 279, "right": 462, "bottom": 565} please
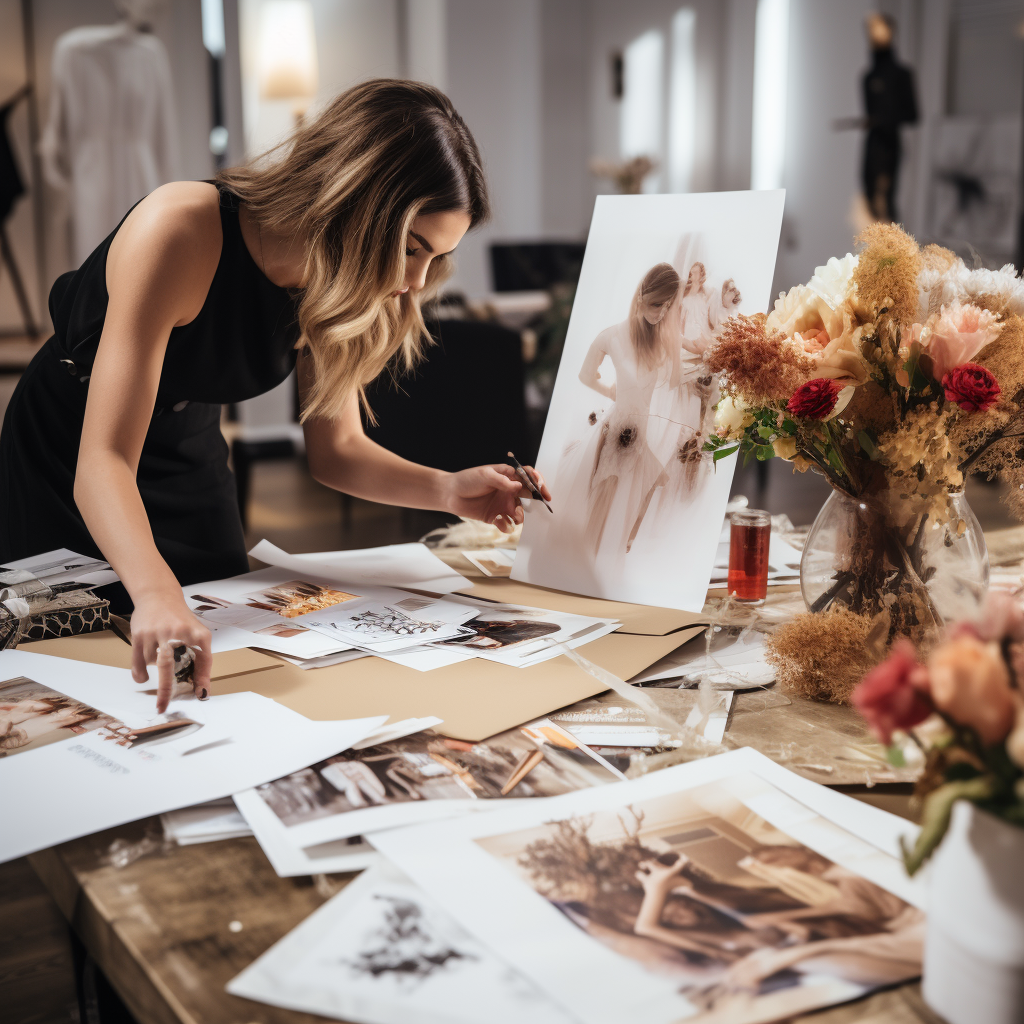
{"left": 706, "top": 313, "right": 815, "bottom": 405}
{"left": 853, "top": 223, "right": 922, "bottom": 327}
{"left": 876, "top": 405, "right": 963, "bottom": 522}
{"left": 765, "top": 608, "right": 886, "bottom": 704}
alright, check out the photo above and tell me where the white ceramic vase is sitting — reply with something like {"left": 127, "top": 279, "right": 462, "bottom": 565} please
{"left": 923, "top": 800, "right": 1024, "bottom": 1024}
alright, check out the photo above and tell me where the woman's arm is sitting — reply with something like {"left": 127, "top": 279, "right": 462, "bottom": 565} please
{"left": 299, "top": 351, "right": 549, "bottom": 530}
{"left": 578, "top": 333, "right": 615, "bottom": 400}
{"left": 76, "top": 182, "right": 223, "bottom": 711}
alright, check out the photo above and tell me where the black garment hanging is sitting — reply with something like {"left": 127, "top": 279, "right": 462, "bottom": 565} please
{"left": 0, "top": 184, "right": 300, "bottom": 610}
{"left": 861, "top": 46, "right": 918, "bottom": 222}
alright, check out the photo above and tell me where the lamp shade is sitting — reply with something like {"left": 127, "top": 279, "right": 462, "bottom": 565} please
{"left": 258, "top": 0, "right": 319, "bottom": 102}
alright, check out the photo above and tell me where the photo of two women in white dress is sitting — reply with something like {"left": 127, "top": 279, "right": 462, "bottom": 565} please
{"left": 515, "top": 193, "right": 784, "bottom": 611}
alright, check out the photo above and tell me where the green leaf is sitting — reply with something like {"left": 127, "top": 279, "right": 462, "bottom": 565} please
{"left": 756, "top": 425, "right": 775, "bottom": 440}
{"left": 857, "top": 430, "right": 879, "bottom": 460}
{"left": 781, "top": 418, "right": 799, "bottom": 436}
{"left": 885, "top": 745, "right": 906, "bottom": 768}
{"left": 712, "top": 445, "right": 739, "bottom": 463}
{"left": 901, "top": 776, "right": 995, "bottom": 876}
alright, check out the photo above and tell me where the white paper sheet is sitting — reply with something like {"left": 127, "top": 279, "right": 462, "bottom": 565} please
{"left": 256, "top": 649, "right": 371, "bottom": 670}
{"left": 249, "top": 540, "right": 469, "bottom": 594}
{"left": 2, "top": 547, "right": 119, "bottom": 589}
{"left": 371, "top": 748, "right": 924, "bottom": 1024}
{"left": 232, "top": 789, "right": 381, "bottom": 877}
{"left": 249, "top": 719, "right": 626, "bottom": 849}
{"left": 463, "top": 548, "right": 517, "bottom": 577}
{"left": 161, "top": 798, "right": 252, "bottom": 845}
{"left": 629, "top": 626, "right": 774, "bottom": 687}
{"left": 513, "top": 192, "right": 785, "bottom": 611}
{"left": 0, "top": 649, "right": 386, "bottom": 864}
{"left": 226, "top": 861, "right": 577, "bottom": 1024}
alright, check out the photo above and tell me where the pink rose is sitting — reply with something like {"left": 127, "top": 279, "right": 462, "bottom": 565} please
{"left": 851, "top": 641, "right": 933, "bottom": 745}
{"left": 913, "top": 302, "right": 1002, "bottom": 382}
{"left": 927, "top": 635, "right": 1016, "bottom": 745}
{"left": 973, "top": 592, "right": 1024, "bottom": 644}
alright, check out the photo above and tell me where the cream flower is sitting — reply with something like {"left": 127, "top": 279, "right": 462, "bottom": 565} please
{"left": 913, "top": 301, "right": 1002, "bottom": 381}
{"left": 766, "top": 283, "right": 869, "bottom": 385}
{"left": 807, "top": 253, "right": 858, "bottom": 310}
{"left": 714, "top": 395, "right": 754, "bottom": 439}
{"left": 772, "top": 435, "right": 797, "bottom": 460}
{"left": 826, "top": 385, "right": 856, "bottom": 420}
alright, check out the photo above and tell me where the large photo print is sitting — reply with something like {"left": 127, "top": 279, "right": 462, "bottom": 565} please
{"left": 476, "top": 775, "right": 922, "bottom": 1023}
{"left": 514, "top": 191, "right": 784, "bottom": 609}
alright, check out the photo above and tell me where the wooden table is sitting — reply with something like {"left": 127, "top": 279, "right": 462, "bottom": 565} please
{"left": 26, "top": 538, "right": 986, "bottom": 1024}
{"left": 27, "top": 802, "right": 944, "bottom": 1024}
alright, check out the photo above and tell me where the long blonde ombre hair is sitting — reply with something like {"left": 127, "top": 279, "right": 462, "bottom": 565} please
{"left": 218, "top": 79, "right": 489, "bottom": 421}
{"left": 628, "top": 263, "right": 680, "bottom": 370}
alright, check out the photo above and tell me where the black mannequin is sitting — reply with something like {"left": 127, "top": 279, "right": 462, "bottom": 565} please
{"left": 862, "top": 12, "right": 918, "bottom": 223}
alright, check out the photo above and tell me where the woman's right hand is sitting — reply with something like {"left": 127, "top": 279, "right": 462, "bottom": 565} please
{"left": 129, "top": 592, "right": 212, "bottom": 713}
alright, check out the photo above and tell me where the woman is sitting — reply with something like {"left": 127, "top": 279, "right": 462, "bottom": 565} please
{"left": 0, "top": 80, "right": 549, "bottom": 710}
{"left": 576, "top": 263, "right": 681, "bottom": 553}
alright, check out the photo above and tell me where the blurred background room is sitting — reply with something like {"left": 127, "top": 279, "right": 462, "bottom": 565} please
{"left": 1, "top": 0, "right": 1022, "bottom": 554}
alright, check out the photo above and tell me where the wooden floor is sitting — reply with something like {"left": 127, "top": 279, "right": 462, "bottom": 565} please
{"left": 0, "top": 858, "right": 79, "bottom": 1024}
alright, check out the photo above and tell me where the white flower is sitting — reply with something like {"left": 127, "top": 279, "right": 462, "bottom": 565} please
{"left": 918, "top": 259, "right": 1024, "bottom": 322}
{"left": 826, "top": 385, "right": 856, "bottom": 421}
{"left": 715, "top": 395, "right": 754, "bottom": 439}
{"left": 807, "top": 253, "right": 858, "bottom": 310}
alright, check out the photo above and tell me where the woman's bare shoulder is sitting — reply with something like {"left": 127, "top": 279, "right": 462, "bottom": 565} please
{"left": 106, "top": 182, "right": 223, "bottom": 323}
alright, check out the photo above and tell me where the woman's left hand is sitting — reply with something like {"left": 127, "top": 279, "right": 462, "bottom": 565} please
{"left": 444, "top": 464, "right": 551, "bottom": 533}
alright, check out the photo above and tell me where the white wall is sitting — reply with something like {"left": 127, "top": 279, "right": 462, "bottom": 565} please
{"left": 445, "top": 0, "right": 544, "bottom": 297}
{"left": 238, "top": 0, "right": 400, "bottom": 158}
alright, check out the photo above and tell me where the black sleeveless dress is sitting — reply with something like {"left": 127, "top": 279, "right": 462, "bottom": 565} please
{"left": 0, "top": 185, "right": 300, "bottom": 609}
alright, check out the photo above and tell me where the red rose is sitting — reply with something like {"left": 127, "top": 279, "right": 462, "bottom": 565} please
{"left": 851, "top": 641, "right": 933, "bottom": 745}
{"left": 942, "top": 362, "right": 1000, "bottom": 412}
{"left": 786, "top": 378, "right": 843, "bottom": 419}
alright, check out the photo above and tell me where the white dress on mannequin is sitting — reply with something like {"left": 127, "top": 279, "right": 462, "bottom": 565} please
{"left": 40, "top": 22, "right": 178, "bottom": 266}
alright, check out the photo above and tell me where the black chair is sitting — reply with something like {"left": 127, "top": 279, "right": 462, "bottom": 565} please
{"left": 363, "top": 316, "right": 530, "bottom": 474}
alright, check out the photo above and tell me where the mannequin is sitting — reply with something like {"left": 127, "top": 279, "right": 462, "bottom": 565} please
{"left": 40, "top": 0, "right": 178, "bottom": 265}
{"left": 861, "top": 12, "right": 917, "bottom": 223}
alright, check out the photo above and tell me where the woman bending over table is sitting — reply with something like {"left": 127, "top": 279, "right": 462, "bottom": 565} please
{"left": 0, "top": 79, "right": 549, "bottom": 709}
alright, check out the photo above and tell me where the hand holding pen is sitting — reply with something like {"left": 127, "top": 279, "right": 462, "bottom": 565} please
{"left": 508, "top": 452, "right": 554, "bottom": 513}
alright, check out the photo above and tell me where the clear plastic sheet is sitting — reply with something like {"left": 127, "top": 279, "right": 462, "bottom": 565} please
{"left": 102, "top": 827, "right": 173, "bottom": 870}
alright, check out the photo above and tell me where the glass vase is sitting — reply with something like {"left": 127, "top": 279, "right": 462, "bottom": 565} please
{"left": 800, "top": 487, "right": 989, "bottom": 632}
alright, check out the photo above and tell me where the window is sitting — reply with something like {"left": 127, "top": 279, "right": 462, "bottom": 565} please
{"left": 668, "top": 8, "right": 697, "bottom": 193}
{"left": 751, "top": 0, "right": 790, "bottom": 191}
{"left": 621, "top": 29, "right": 665, "bottom": 191}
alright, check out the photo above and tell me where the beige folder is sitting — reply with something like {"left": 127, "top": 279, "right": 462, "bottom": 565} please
{"left": 24, "top": 579, "right": 707, "bottom": 741}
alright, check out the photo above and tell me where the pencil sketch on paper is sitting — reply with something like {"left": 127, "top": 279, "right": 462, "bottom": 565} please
{"left": 343, "top": 893, "right": 473, "bottom": 985}
{"left": 514, "top": 192, "right": 784, "bottom": 610}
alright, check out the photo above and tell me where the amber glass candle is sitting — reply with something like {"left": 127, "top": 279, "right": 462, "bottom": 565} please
{"left": 728, "top": 509, "right": 771, "bottom": 603}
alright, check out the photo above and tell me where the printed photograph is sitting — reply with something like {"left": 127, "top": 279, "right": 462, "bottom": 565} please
{"left": 476, "top": 775, "right": 923, "bottom": 1022}
{"left": 242, "top": 580, "right": 358, "bottom": 618}
{"left": 190, "top": 592, "right": 312, "bottom": 638}
{"left": 0, "top": 676, "right": 122, "bottom": 757}
{"left": 514, "top": 192, "right": 784, "bottom": 610}
{"left": 257, "top": 722, "right": 619, "bottom": 829}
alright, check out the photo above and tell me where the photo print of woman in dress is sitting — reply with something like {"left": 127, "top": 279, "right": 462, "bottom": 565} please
{"left": 548, "top": 239, "right": 739, "bottom": 565}
{"left": 514, "top": 191, "right": 784, "bottom": 609}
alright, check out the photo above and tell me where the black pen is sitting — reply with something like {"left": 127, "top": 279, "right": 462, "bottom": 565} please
{"left": 507, "top": 452, "right": 553, "bottom": 513}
